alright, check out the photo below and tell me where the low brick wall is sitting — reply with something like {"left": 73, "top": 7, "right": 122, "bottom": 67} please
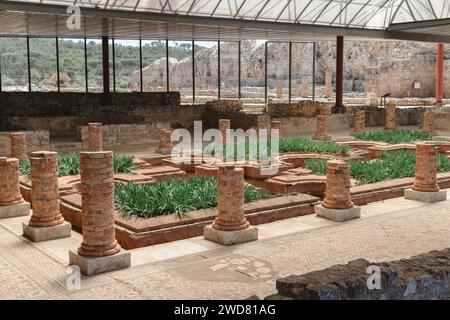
{"left": 266, "top": 248, "right": 450, "bottom": 300}
{"left": 267, "top": 100, "right": 332, "bottom": 118}
{"left": 78, "top": 123, "right": 161, "bottom": 148}
{"left": 205, "top": 99, "right": 243, "bottom": 112}
{"left": 0, "top": 130, "right": 50, "bottom": 157}
{"left": 203, "top": 107, "right": 271, "bottom": 131}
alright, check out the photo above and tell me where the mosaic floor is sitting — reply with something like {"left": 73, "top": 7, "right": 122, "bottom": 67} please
{"left": 1, "top": 194, "right": 450, "bottom": 300}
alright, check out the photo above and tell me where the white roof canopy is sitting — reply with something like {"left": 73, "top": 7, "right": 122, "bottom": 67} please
{"left": 1, "top": 0, "right": 450, "bottom": 41}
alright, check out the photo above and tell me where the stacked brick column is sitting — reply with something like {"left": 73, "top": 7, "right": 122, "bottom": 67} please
{"left": 385, "top": 104, "right": 396, "bottom": 130}
{"left": 322, "top": 160, "right": 354, "bottom": 209}
{"left": 28, "top": 151, "right": 64, "bottom": 227}
{"left": 313, "top": 115, "right": 330, "bottom": 141}
{"left": 219, "top": 119, "right": 231, "bottom": 145}
{"left": 78, "top": 151, "right": 121, "bottom": 257}
{"left": 158, "top": 129, "right": 173, "bottom": 154}
{"left": 0, "top": 157, "right": 24, "bottom": 206}
{"left": 413, "top": 143, "right": 439, "bottom": 192}
{"left": 10, "top": 132, "right": 27, "bottom": 160}
{"left": 422, "top": 110, "right": 435, "bottom": 135}
{"left": 212, "top": 165, "right": 249, "bottom": 231}
{"left": 88, "top": 123, "right": 103, "bottom": 151}
{"left": 353, "top": 109, "right": 365, "bottom": 135}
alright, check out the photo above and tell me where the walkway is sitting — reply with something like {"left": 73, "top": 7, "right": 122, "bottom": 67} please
{"left": 1, "top": 193, "right": 450, "bottom": 299}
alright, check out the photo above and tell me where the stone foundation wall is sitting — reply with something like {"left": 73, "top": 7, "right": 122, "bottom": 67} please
{"left": 0, "top": 130, "right": 50, "bottom": 157}
{"left": 203, "top": 107, "right": 271, "bottom": 131}
{"left": 0, "top": 92, "right": 183, "bottom": 136}
{"left": 266, "top": 248, "right": 450, "bottom": 300}
{"left": 347, "top": 105, "right": 429, "bottom": 127}
{"left": 278, "top": 114, "right": 351, "bottom": 137}
{"left": 79, "top": 123, "right": 161, "bottom": 148}
{"left": 205, "top": 99, "right": 243, "bottom": 112}
{"left": 267, "top": 100, "right": 333, "bottom": 118}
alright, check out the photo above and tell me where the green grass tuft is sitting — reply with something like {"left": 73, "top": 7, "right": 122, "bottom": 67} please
{"left": 305, "top": 151, "right": 450, "bottom": 184}
{"left": 19, "top": 152, "right": 135, "bottom": 177}
{"left": 114, "top": 176, "right": 272, "bottom": 218}
{"left": 354, "top": 129, "right": 431, "bottom": 144}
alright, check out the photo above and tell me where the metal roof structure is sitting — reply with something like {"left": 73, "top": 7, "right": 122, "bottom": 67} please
{"left": 1, "top": 0, "right": 450, "bottom": 42}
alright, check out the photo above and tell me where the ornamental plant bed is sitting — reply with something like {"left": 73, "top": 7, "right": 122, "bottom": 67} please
{"left": 60, "top": 178, "right": 320, "bottom": 248}
{"left": 305, "top": 151, "right": 450, "bottom": 184}
{"left": 354, "top": 129, "right": 431, "bottom": 144}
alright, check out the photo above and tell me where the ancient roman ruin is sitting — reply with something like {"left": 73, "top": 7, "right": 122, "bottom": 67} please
{"left": 2, "top": 0, "right": 450, "bottom": 303}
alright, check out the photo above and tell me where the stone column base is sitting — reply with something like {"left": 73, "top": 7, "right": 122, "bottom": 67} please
{"left": 404, "top": 188, "right": 447, "bottom": 203}
{"left": 315, "top": 204, "right": 361, "bottom": 222}
{"left": 203, "top": 225, "right": 258, "bottom": 246}
{"left": 0, "top": 202, "right": 30, "bottom": 219}
{"left": 22, "top": 221, "right": 71, "bottom": 242}
{"left": 313, "top": 135, "right": 331, "bottom": 141}
{"left": 156, "top": 148, "right": 172, "bottom": 155}
{"left": 69, "top": 250, "right": 131, "bottom": 276}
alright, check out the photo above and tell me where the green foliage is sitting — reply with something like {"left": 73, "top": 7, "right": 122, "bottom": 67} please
{"left": 279, "top": 138, "right": 349, "bottom": 154}
{"left": 19, "top": 153, "right": 135, "bottom": 177}
{"left": 354, "top": 130, "right": 431, "bottom": 144}
{"left": 305, "top": 151, "right": 450, "bottom": 184}
{"left": 204, "top": 138, "right": 349, "bottom": 161}
{"left": 0, "top": 38, "right": 198, "bottom": 89}
{"left": 114, "top": 176, "right": 271, "bottom": 218}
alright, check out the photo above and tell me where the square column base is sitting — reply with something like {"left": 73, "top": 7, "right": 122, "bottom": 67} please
{"left": 203, "top": 225, "right": 258, "bottom": 246}
{"left": 0, "top": 201, "right": 30, "bottom": 219}
{"left": 313, "top": 135, "right": 331, "bottom": 141}
{"left": 404, "top": 188, "right": 447, "bottom": 203}
{"left": 69, "top": 250, "right": 131, "bottom": 276}
{"left": 22, "top": 221, "right": 71, "bottom": 242}
{"left": 315, "top": 204, "right": 361, "bottom": 222}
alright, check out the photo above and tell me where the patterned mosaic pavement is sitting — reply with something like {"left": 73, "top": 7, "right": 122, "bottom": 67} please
{"left": 1, "top": 195, "right": 450, "bottom": 300}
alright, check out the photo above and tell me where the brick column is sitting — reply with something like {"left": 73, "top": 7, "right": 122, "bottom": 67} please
{"left": 28, "top": 151, "right": 63, "bottom": 227}
{"left": 315, "top": 160, "right": 360, "bottom": 221}
{"left": 219, "top": 119, "right": 230, "bottom": 145}
{"left": 10, "top": 132, "right": 27, "bottom": 160}
{"left": 0, "top": 157, "right": 30, "bottom": 218}
{"left": 204, "top": 165, "right": 258, "bottom": 245}
{"left": 422, "top": 110, "right": 435, "bottom": 135}
{"left": 325, "top": 69, "right": 332, "bottom": 97}
{"left": 313, "top": 115, "right": 330, "bottom": 141}
{"left": 78, "top": 151, "right": 120, "bottom": 257}
{"left": 323, "top": 160, "right": 353, "bottom": 209}
{"left": 385, "top": 104, "right": 396, "bottom": 130}
{"left": 23, "top": 151, "right": 71, "bottom": 241}
{"left": 353, "top": 109, "right": 365, "bottom": 135}
{"left": 88, "top": 123, "right": 103, "bottom": 151}
{"left": 413, "top": 143, "right": 439, "bottom": 192}
{"left": 157, "top": 129, "right": 173, "bottom": 155}
{"left": 0, "top": 157, "right": 24, "bottom": 206}
{"left": 213, "top": 165, "right": 248, "bottom": 231}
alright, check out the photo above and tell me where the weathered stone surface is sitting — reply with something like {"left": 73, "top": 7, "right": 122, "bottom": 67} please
{"left": 69, "top": 249, "right": 131, "bottom": 276}
{"left": 203, "top": 225, "right": 258, "bottom": 246}
{"left": 404, "top": 188, "right": 447, "bottom": 203}
{"left": 315, "top": 204, "right": 361, "bottom": 222}
{"left": 266, "top": 248, "right": 450, "bottom": 300}
{"left": 0, "top": 202, "right": 30, "bottom": 219}
{"left": 23, "top": 220, "right": 71, "bottom": 242}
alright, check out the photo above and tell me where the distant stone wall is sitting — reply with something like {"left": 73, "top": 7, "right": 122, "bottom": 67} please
{"left": 347, "top": 105, "right": 429, "bottom": 127}
{"left": 203, "top": 106, "right": 270, "bottom": 131}
{"left": 278, "top": 114, "right": 351, "bottom": 137}
{"left": 267, "top": 101, "right": 333, "bottom": 118}
{"left": 79, "top": 124, "right": 161, "bottom": 148}
{"left": 205, "top": 99, "right": 243, "bottom": 112}
{"left": 266, "top": 248, "right": 450, "bottom": 300}
{"left": 0, "top": 92, "right": 181, "bottom": 136}
{"left": 0, "top": 130, "right": 50, "bottom": 157}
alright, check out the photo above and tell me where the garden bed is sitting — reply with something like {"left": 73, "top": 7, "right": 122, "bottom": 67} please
{"left": 354, "top": 129, "right": 431, "bottom": 144}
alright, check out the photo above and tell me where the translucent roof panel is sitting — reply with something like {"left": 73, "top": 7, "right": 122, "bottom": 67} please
{"left": 5, "top": 0, "right": 450, "bottom": 29}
